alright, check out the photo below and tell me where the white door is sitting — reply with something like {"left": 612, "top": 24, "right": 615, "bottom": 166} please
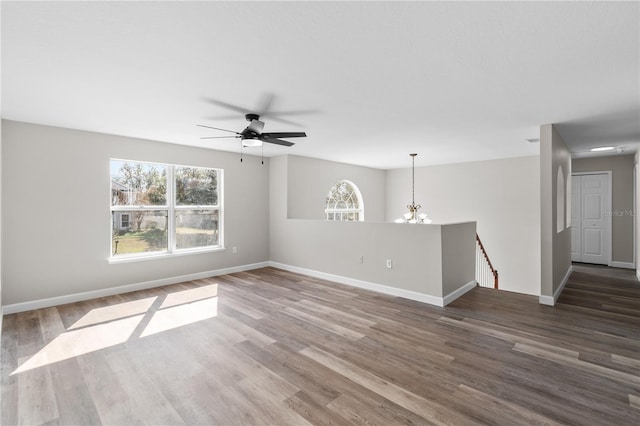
{"left": 573, "top": 173, "right": 610, "bottom": 265}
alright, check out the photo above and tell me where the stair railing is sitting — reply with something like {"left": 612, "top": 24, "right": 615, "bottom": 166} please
{"left": 476, "top": 233, "right": 498, "bottom": 289}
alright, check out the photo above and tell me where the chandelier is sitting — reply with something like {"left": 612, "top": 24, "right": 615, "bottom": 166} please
{"left": 395, "top": 153, "right": 432, "bottom": 224}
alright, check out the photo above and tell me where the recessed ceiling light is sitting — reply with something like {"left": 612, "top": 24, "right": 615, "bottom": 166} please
{"left": 590, "top": 146, "right": 615, "bottom": 152}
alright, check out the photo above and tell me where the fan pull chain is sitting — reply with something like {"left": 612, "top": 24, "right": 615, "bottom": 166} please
{"left": 240, "top": 142, "right": 243, "bottom": 163}
{"left": 261, "top": 143, "right": 264, "bottom": 165}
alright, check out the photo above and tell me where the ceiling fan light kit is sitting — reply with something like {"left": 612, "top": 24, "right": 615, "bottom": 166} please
{"left": 242, "top": 139, "right": 262, "bottom": 148}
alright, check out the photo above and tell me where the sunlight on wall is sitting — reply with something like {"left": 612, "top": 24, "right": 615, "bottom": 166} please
{"left": 12, "top": 284, "right": 219, "bottom": 375}
{"left": 566, "top": 162, "right": 572, "bottom": 229}
{"left": 557, "top": 166, "right": 565, "bottom": 233}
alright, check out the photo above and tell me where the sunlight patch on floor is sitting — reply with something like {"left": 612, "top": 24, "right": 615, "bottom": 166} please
{"left": 141, "top": 296, "right": 218, "bottom": 337}
{"left": 160, "top": 284, "right": 218, "bottom": 309}
{"left": 12, "top": 284, "right": 220, "bottom": 375}
{"left": 68, "top": 297, "right": 157, "bottom": 330}
{"left": 12, "top": 314, "right": 145, "bottom": 375}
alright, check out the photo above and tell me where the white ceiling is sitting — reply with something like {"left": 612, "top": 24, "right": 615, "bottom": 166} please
{"left": 2, "top": 1, "right": 638, "bottom": 169}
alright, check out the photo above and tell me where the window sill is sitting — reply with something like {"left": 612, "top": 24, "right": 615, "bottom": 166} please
{"left": 108, "top": 246, "right": 225, "bottom": 264}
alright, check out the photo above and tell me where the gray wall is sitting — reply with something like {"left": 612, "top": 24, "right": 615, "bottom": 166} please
{"left": 270, "top": 155, "right": 475, "bottom": 301}
{"left": 0, "top": 18, "right": 3, "bottom": 316}
{"left": 286, "top": 155, "right": 386, "bottom": 222}
{"left": 0, "top": 94, "right": 2, "bottom": 315}
{"left": 573, "top": 154, "right": 635, "bottom": 264}
{"left": 386, "top": 156, "right": 540, "bottom": 295}
{"left": 1, "top": 120, "right": 270, "bottom": 305}
{"left": 636, "top": 151, "right": 639, "bottom": 280}
{"left": 0, "top": 122, "right": 553, "bottom": 308}
{"left": 441, "top": 222, "right": 477, "bottom": 296}
{"left": 540, "top": 124, "right": 572, "bottom": 303}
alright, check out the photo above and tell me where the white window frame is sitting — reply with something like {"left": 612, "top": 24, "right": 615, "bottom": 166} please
{"left": 325, "top": 180, "right": 364, "bottom": 222}
{"left": 120, "top": 213, "right": 130, "bottom": 229}
{"left": 110, "top": 159, "right": 223, "bottom": 262}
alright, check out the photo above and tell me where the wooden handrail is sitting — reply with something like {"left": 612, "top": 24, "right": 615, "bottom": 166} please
{"left": 476, "top": 233, "right": 499, "bottom": 289}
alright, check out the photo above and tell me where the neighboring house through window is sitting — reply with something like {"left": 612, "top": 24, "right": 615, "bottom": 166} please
{"left": 110, "top": 159, "right": 222, "bottom": 258}
{"left": 325, "top": 180, "right": 364, "bottom": 221}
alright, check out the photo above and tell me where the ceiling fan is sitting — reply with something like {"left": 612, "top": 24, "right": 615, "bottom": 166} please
{"left": 197, "top": 113, "right": 306, "bottom": 148}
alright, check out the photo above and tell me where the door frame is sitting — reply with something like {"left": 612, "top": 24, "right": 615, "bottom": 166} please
{"left": 572, "top": 171, "right": 612, "bottom": 266}
{"left": 634, "top": 162, "right": 637, "bottom": 271}
{"left": 634, "top": 162, "right": 637, "bottom": 270}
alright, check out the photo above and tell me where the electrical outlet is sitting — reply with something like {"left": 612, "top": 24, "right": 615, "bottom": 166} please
{"left": 386, "top": 259, "right": 392, "bottom": 269}
{"left": 232, "top": 246, "right": 238, "bottom": 254}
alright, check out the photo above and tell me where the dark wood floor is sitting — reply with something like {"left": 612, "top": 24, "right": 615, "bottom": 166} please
{"left": 1, "top": 265, "right": 639, "bottom": 425}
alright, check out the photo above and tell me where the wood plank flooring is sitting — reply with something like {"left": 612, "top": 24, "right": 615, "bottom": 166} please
{"left": 1, "top": 265, "right": 639, "bottom": 425}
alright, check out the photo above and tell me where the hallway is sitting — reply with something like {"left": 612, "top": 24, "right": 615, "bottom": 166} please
{"left": 559, "top": 263, "right": 640, "bottom": 319}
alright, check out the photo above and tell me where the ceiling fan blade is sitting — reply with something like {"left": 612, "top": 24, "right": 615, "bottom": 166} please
{"left": 261, "top": 132, "right": 307, "bottom": 139}
{"left": 262, "top": 109, "right": 320, "bottom": 117}
{"left": 259, "top": 136, "right": 295, "bottom": 147}
{"left": 260, "top": 116, "right": 304, "bottom": 127}
{"left": 259, "top": 109, "right": 319, "bottom": 126}
{"left": 256, "top": 92, "right": 275, "bottom": 115}
{"left": 202, "top": 97, "right": 250, "bottom": 114}
{"left": 204, "top": 95, "right": 317, "bottom": 126}
{"left": 196, "top": 124, "right": 241, "bottom": 135}
{"left": 200, "top": 136, "right": 240, "bottom": 139}
{"left": 207, "top": 114, "right": 249, "bottom": 121}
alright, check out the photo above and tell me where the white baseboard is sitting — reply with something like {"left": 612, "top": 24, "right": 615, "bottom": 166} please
{"left": 539, "top": 265, "right": 573, "bottom": 306}
{"left": 2, "top": 260, "right": 478, "bottom": 314}
{"left": 269, "top": 262, "right": 476, "bottom": 307}
{"left": 538, "top": 295, "right": 555, "bottom": 306}
{"left": 2, "top": 262, "right": 269, "bottom": 315}
{"left": 443, "top": 281, "right": 478, "bottom": 306}
{"left": 610, "top": 261, "right": 635, "bottom": 270}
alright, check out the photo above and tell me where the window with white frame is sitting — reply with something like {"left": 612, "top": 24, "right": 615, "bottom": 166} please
{"left": 110, "top": 159, "right": 222, "bottom": 258}
{"left": 325, "top": 180, "right": 364, "bottom": 221}
{"left": 120, "top": 214, "right": 130, "bottom": 229}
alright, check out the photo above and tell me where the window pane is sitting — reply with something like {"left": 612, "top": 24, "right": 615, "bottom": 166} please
{"left": 111, "top": 160, "right": 167, "bottom": 206}
{"left": 112, "top": 211, "right": 168, "bottom": 255}
{"left": 176, "top": 209, "right": 219, "bottom": 249}
{"left": 175, "top": 167, "right": 218, "bottom": 206}
{"left": 325, "top": 180, "right": 363, "bottom": 222}
{"left": 121, "top": 214, "right": 130, "bottom": 228}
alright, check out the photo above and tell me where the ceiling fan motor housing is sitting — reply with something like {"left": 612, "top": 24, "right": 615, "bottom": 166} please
{"left": 244, "top": 114, "right": 266, "bottom": 135}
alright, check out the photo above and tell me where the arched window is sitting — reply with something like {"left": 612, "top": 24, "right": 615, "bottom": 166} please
{"left": 557, "top": 166, "right": 565, "bottom": 233}
{"left": 325, "top": 180, "right": 364, "bottom": 221}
